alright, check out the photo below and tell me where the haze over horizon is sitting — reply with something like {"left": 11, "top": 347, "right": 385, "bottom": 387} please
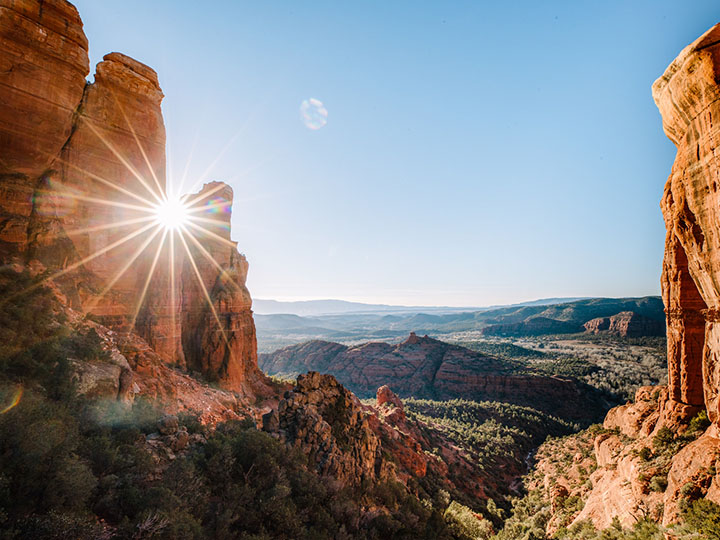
{"left": 71, "top": 0, "right": 720, "bottom": 306}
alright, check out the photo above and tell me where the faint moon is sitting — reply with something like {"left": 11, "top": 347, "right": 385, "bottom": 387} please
{"left": 300, "top": 98, "right": 328, "bottom": 130}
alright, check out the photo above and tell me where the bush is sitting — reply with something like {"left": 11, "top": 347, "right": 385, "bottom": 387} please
{"left": 648, "top": 475, "right": 667, "bottom": 493}
{"left": 444, "top": 501, "right": 493, "bottom": 539}
{"left": 687, "top": 410, "right": 711, "bottom": 436}
{"left": 679, "top": 498, "right": 720, "bottom": 539}
{"left": 652, "top": 427, "right": 674, "bottom": 449}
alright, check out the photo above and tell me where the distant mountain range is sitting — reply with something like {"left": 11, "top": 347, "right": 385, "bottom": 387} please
{"left": 254, "top": 296, "right": 665, "bottom": 352}
{"left": 253, "top": 297, "right": 590, "bottom": 316}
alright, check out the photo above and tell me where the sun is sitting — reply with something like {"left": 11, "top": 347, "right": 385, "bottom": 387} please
{"left": 153, "top": 196, "right": 190, "bottom": 231}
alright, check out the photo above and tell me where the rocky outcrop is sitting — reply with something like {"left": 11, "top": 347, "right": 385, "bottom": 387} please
{"left": 583, "top": 311, "right": 665, "bottom": 337}
{"left": 261, "top": 333, "right": 606, "bottom": 422}
{"left": 41, "top": 51, "right": 167, "bottom": 329}
{"left": 583, "top": 316, "right": 611, "bottom": 334}
{"left": 532, "top": 385, "right": 718, "bottom": 532}
{"left": 266, "top": 374, "right": 490, "bottom": 500}
{"left": 0, "top": 0, "right": 89, "bottom": 177}
{"left": 370, "top": 385, "right": 430, "bottom": 479}
{"left": 0, "top": 0, "right": 271, "bottom": 397}
{"left": 654, "top": 22, "right": 720, "bottom": 424}
{"left": 274, "top": 372, "right": 386, "bottom": 486}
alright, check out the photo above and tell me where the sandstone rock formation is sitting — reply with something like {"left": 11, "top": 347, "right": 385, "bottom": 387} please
{"left": 0, "top": 0, "right": 269, "bottom": 397}
{"left": 654, "top": 23, "right": 720, "bottom": 424}
{"left": 274, "top": 372, "right": 386, "bottom": 486}
{"left": 266, "top": 373, "right": 492, "bottom": 500}
{"left": 530, "top": 385, "right": 720, "bottom": 532}
{"left": 260, "top": 333, "right": 606, "bottom": 422}
{"left": 0, "top": 0, "right": 89, "bottom": 258}
{"left": 583, "top": 311, "right": 665, "bottom": 337}
{"left": 180, "top": 182, "right": 272, "bottom": 396}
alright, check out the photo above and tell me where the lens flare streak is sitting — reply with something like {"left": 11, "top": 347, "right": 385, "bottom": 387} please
{"left": 130, "top": 228, "right": 170, "bottom": 330}
{"left": 1, "top": 386, "right": 23, "bottom": 414}
{"left": 5, "top": 84, "right": 252, "bottom": 370}
{"left": 177, "top": 229, "right": 232, "bottom": 355}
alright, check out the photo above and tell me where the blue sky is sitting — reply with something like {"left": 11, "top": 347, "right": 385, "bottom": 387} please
{"left": 72, "top": 0, "right": 720, "bottom": 306}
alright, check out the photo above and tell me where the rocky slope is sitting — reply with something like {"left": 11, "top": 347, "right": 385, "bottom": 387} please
{"left": 0, "top": 0, "right": 268, "bottom": 398}
{"left": 261, "top": 373, "right": 516, "bottom": 504}
{"left": 261, "top": 333, "right": 607, "bottom": 423}
{"left": 509, "top": 385, "right": 713, "bottom": 536}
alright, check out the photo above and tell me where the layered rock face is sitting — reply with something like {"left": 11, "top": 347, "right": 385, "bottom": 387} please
{"left": 261, "top": 333, "right": 606, "bottom": 422}
{"left": 583, "top": 311, "right": 665, "bottom": 337}
{"left": 0, "top": 0, "right": 267, "bottom": 396}
{"left": 42, "top": 51, "right": 167, "bottom": 326}
{"left": 0, "top": 0, "right": 88, "bottom": 257}
{"left": 653, "top": 23, "right": 720, "bottom": 423}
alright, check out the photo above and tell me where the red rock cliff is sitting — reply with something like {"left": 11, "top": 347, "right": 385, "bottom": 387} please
{"left": 180, "top": 182, "right": 272, "bottom": 396}
{"left": 0, "top": 0, "right": 268, "bottom": 396}
{"left": 0, "top": 0, "right": 88, "bottom": 257}
{"left": 653, "top": 23, "right": 720, "bottom": 424}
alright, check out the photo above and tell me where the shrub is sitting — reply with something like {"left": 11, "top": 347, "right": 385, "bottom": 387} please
{"left": 679, "top": 498, "right": 720, "bottom": 539}
{"left": 637, "top": 447, "right": 652, "bottom": 461}
{"left": 652, "top": 427, "right": 674, "bottom": 449}
{"left": 687, "top": 410, "right": 711, "bottom": 436}
{"left": 648, "top": 475, "right": 667, "bottom": 493}
{"left": 444, "top": 501, "right": 494, "bottom": 540}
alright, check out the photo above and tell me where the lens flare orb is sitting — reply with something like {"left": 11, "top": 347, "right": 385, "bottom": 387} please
{"left": 154, "top": 197, "right": 189, "bottom": 231}
{"left": 300, "top": 98, "right": 328, "bottom": 130}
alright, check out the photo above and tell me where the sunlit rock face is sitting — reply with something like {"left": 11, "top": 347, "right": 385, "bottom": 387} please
{"left": 180, "top": 182, "right": 272, "bottom": 396}
{"left": 653, "top": 22, "right": 720, "bottom": 424}
{"left": 0, "top": 0, "right": 269, "bottom": 395}
{"left": 0, "top": 0, "right": 89, "bottom": 258}
{"left": 0, "top": 0, "right": 89, "bottom": 177}
{"left": 583, "top": 311, "right": 665, "bottom": 337}
{"left": 46, "top": 52, "right": 167, "bottom": 328}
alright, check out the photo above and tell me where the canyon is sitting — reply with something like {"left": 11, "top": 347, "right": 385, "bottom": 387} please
{"left": 3, "top": 0, "right": 720, "bottom": 537}
{"left": 0, "top": 2, "right": 506, "bottom": 531}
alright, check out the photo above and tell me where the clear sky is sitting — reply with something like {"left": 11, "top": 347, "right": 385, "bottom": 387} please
{"left": 72, "top": 0, "right": 720, "bottom": 307}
